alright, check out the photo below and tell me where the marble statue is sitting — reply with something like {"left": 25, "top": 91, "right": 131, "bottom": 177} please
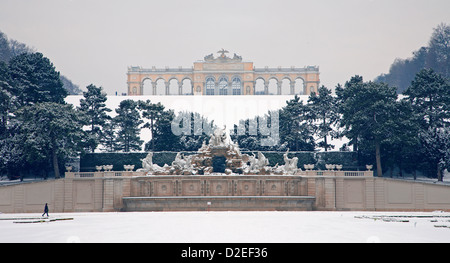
{"left": 257, "top": 152, "right": 269, "bottom": 168}
{"left": 282, "top": 150, "right": 299, "bottom": 175}
{"left": 172, "top": 153, "right": 193, "bottom": 171}
{"left": 209, "top": 126, "right": 227, "bottom": 147}
{"left": 138, "top": 152, "right": 153, "bottom": 172}
{"left": 137, "top": 152, "right": 166, "bottom": 173}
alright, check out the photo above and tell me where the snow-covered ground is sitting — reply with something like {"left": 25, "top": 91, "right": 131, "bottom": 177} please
{"left": 1, "top": 211, "right": 449, "bottom": 243}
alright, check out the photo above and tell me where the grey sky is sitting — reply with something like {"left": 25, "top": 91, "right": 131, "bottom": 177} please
{"left": 1, "top": 0, "right": 449, "bottom": 95}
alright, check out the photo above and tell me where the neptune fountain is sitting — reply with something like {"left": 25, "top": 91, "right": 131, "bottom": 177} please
{"left": 138, "top": 127, "right": 300, "bottom": 176}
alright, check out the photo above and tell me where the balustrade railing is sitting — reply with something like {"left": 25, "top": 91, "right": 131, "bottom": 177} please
{"left": 66, "top": 169, "right": 373, "bottom": 178}
{"left": 344, "top": 171, "right": 366, "bottom": 177}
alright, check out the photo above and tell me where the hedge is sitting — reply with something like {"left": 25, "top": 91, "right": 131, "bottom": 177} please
{"left": 80, "top": 151, "right": 359, "bottom": 172}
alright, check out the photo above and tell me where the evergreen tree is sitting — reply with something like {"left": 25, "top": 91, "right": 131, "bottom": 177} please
{"left": 336, "top": 76, "right": 364, "bottom": 152}
{"left": 0, "top": 61, "right": 12, "bottom": 137}
{"left": 383, "top": 99, "right": 422, "bottom": 178}
{"left": 114, "top": 100, "right": 143, "bottom": 152}
{"left": 0, "top": 31, "right": 11, "bottom": 62}
{"left": 307, "top": 85, "right": 339, "bottom": 151}
{"left": 78, "top": 84, "right": 111, "bottom": 152}
{"left": 100, "top": 119, "right": 118, "bottom": 153}
{"left": 8, "top": 52, "right": 67, "bottom": 106}
{"left": 337, "top": 76, "right": 400, "bottom": 177}
{"left": 14, "top": 103, "right": 85, "bottom": 178}
{"left": 420, "top": 127, "right": 450, "bottom": 181}
{"left": 146, "top": 109, "right": 180, "bottom": 151}
{"left": 279, "top": 96, "right": 315, "bottom": 151}
{"left": 404, "top": 68, "right": 450, "bottom": 180}
{"left": 404, "top": 68, "right": 450, "bottom": 130}
{"left": 0, "top": 123, "right": 26, "bottom": 179}
{"left": 138, "top": 100, "right": 165, "bottom": 151}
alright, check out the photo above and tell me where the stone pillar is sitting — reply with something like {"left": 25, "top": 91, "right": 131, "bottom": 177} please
{"left": 290, "top": 81, "right": 295, "bottom": 95}
{"left": 64, "top": 178, "right": 74, "bottom": 212}
{"left": 150, "top": 82, "right": 155, "bottom": 95}
{"left": 165, "top": 82, "right": 170, "bottom": 95}
{"left": 264, "top": 83, "right": 269, "bottom": 95}
{"left": 228, "top": 81, "right": 232, "bottom": 95}
{"left": 178, "top": 82, "right": 183, "bottom": 95}
{"left": 277, "top": 82, "right": 282, "bottom": 95}
{"left": 103, "top": 179, "right": 115, "bottom": 212}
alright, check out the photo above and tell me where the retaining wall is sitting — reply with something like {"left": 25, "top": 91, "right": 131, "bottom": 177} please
{"left": 1, "top": 172, "right": 450, "bottom": 213}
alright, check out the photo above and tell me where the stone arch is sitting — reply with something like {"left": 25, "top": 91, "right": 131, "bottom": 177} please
{"left": 267, "top": 77, "right": 279, "bottom": 95}
{"left": 294, "top": 77, "right": 305, "bottom": 95}
{"left": 254, "top": 77, "right": 266, "bottom": 95}
{"left": 268, "top": 76, "right": 279, "bottom": 82}
{"left": 155, "top": 78, "right": 167, "bottom": 95}
{"left": 168, "top": 78, "right": 179, "bottom": 95}
{"left": 142, "top": 77, "right": 153, "bottom": 95}
{"left": 281, "top": 77, "right": 292, "bottom": 95}
{"left": 181, "top": 78, "right": 193, "bottom": 95}
{"left": 142, "top": 76, "right": 153, "bottom": 83}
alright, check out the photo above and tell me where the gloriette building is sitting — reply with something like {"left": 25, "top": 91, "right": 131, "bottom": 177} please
{"left": 127, "top": 49, "right": 320, "bottom": 96}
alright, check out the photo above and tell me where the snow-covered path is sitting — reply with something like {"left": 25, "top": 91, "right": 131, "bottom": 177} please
{"left": 1, "top": 211, "right": 449, "bottom": 243}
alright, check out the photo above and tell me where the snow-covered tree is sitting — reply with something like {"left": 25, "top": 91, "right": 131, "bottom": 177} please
{"left": 100, "top": 120, "right": 118, "bottom": 153}
{"left": 138, "top": 100, "right": 165, "bottom": 151}
{"left": 404, "top": 68, "right": 450, "bottom": 180}
{"left": 114, "top": 100, "right": 143, "bottom": 152}
{"left": 78, "top": 84, "right": 111, "bottom": 152}
{"left": 279, "top": 96, "right": 315, "bottom": 151}
{"left": 337, "top": 76, "right": 400, "bottom": 177}
{"left": 8, "top": 52, "right": 67, "bottom": 107}
{"left": 15, "top": 102, "right": 85, "bottom": 178}
{"left": 307, "top": 85, "right": 339, "bottom": 151}
{"left": 420, "top": 127, "right": 450, "bottom": 181}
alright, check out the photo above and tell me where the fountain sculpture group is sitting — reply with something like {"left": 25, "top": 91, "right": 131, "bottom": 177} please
{"left": 138, "top": 127, "right": 300, "bottom": 176}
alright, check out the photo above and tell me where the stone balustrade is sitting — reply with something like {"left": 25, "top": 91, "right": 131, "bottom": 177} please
{"left": 66, "top": 169, "right": 373, "bottom": 178}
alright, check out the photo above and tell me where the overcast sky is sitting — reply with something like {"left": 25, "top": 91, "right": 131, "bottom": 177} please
{"left": 1, "top": 0, "right": 449, "bottom": 95}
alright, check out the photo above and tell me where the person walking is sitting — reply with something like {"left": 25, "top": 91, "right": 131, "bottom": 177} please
{"left": 42, "top": 203, "right": 49, "bottom": 217}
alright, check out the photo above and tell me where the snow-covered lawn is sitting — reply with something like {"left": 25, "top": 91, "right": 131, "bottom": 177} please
{"left": 1, "top": 211, "right": 449, "bottom": 243}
